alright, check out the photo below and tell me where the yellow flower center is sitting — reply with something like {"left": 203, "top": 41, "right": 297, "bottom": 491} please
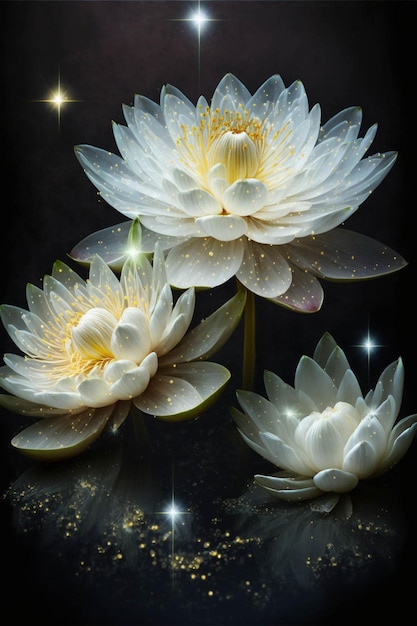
{"left": 178, "top": 107, "right": 271, "bottom": 186}
{"left": 176, "top": 105, "right": 293, "bottom": 194}
{"left": 207, "top": 130, "right": 258, "bottom": 184}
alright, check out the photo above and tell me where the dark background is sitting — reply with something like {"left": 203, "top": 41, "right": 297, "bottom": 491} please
{"left": 1, "top": 2, "right": 416, "bottom": 625}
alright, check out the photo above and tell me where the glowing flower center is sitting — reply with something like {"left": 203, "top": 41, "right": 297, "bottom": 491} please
{"left": 295, "top": 401, "right": 362, "bottom": 470}
{"left": 178, "top": 106, "right": 276, "bottom": 188}
{"left": 208, "top": 130, "right": 258, "bottom": 184}
{"left": 71, "top": 307, "right": 117, "bottom": 360}
{"left": 62, "top": 305, "right": 152, "bottom": 378}
{"left": 206, "top": 108, "right": 266, "bottom": 184}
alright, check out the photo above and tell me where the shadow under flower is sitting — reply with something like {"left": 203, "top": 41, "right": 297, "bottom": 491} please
{"left": 2, "top": 414, "right": 413, "bottom": 626}
{"left": 223, "top": 473, "right": 408, "bottom": 622}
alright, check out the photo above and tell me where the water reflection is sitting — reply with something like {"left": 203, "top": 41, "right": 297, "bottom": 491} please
{"left": 224, "top": 475, "right": 408, "bottom": 621}
{"left": 3, "top": 421, "right": 411, "bottom": 625}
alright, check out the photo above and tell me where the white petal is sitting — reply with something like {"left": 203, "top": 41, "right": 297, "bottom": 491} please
{"left": 289, "top": 228, "right": 407, "bottom": 280}
{"left": 0, "top": 371, "right": 83, "bottom": 409}
{"left": 313, "top": 468, "right": 359, "bottom": 493}
{"left": 294, "top": 356, "right": 337, "bottom": 410}
{"left": 378, "top": 418, "right": 417, "bottom": 472}
{"left": 342, "top": 440, "right": 378, "bottom": 478}
{"left": 108, "top": 400, "right": 131, "bottom": 431}
{"left": 322, "top": 345, "right": 352, "bottom": 387}
{"left": 268, "top": 263, "right": 324, "bottom": 312}
{"left": 109, "top": 357, "right": 157, "bottom": 400}
{"left": 246, "top": 74, "right": 286, "bottom": 111}
{"left": 344, "top": 412, "right": 388, "bottom": 460}
{"left": 236, "top": 390, "right": 283, "bottom": 434}
{"left": 70, "top": 221, "right": 183, "bottom": 270}
{"left": 135, "top": 362, "right": 230, "bottom": 420}
{"left": 245, "top": 217, "right": 301, "bottom": 245}
{"left": 149, "top": 283, "right": 174, "bottom": 346}
{"left": 263, "top": 370, "right": 298, "bottom": 414}
{"left": 171, "top": 168, "right": 200, "bottom": 191}
{"left": 11, "top": 406, "right": 113, "bottom": 461}
{"left": 336, "top": 369, "right": 363, "bottom": 406}
{"left": 259, "top": 431, "right": 313, "bottom": 475}
{"left": 312, "top": 332, "right": 339, "bottom": 368}
{"left": 77, "top": 378, "right": 114, "bottom": 407}
{"left": 207, "top": 164, "right": 229, "bottom": 198}
{"left": 165, "top": 238, "right": 244, "bottom": 288}
{"left": 195, "top": 215, "right": 247, "bottom": 241}
{"left": 103, "top": 359, "right": 137, "bottom": 384}
{"left": 160, "top": 286, "right": 246, "bottom": 365}
{"left": 371, "top": 358, "right": 404, "bottom": 418}
{"left": 254, "top": 473, "right": 321, "bottom": 501}
{"left": 211, "top": 73, "right": 251, "bottom": 112}
{"left": 111, "top": 309, "right": 152, "bottom": 362}
{"left": 0, "top": 393, "right": 70, "bottom": 417}
{"left": 157, "top": 287, "right": 195, "bottom": 349}
{"left": 179, "top": 189, "right": 223, "bottom": 216}
{"left": 237, "top": 240, "right": 292, "bottom": 297}
{"left": 223, "top": 179, "right": 267, "bottom": 216}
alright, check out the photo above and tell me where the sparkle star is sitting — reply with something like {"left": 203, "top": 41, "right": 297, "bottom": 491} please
{"left": 155, "top": 464, "right": 191, "bottom": 584}
{"left": 352, "top": 324, "right": 385, "bottom": 383}
{"left": 33, "top": 71, "right": 82, "bottom": 129}
{"left": 171, "top": 1, "right": 223, "bottom": 86}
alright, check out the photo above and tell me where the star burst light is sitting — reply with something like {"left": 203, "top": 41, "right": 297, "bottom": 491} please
{"left": 155, "top": 467, "right": 191, "bottom": 581}
{"left": 33, "top": 72, "right": 82, "bottom": 128}
{"left": 171, "top": 1, "right": 222, "bottom": 84}
{"left": 353, "top": 325, "right": 386, "bottom": 383}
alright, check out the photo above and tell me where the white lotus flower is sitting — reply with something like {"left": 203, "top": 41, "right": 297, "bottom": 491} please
{"left": 0, "top": 242, "right": 246, "bottom": 461}
{"left": 232, "top": 333, "right": 417, "bottom": 504}
{"left": 71, "top": 73, "right": 406, "bottom": 312}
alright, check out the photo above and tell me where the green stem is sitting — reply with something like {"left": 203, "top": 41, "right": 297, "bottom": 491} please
{"left": 242, "top": 288, "right": 256, "bottom": 391}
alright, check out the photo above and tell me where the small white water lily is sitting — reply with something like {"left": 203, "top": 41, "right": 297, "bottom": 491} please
{"left": 232, "top": 333, "right": 417, "bottom": 504}
{"left": 71, "top": 73, "right": 406, "bottom": 312}
{"left": 0, "top": 243, "right": 246, "bottom": 460}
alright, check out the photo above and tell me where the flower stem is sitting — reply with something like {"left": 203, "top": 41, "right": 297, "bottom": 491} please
{"left": 242, "top": 288, "right": 256, "bottom": 391}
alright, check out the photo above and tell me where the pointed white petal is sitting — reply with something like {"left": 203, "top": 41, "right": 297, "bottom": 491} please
{"left": 160, "top": 286, "right": 246, "bottom": 365}
{"left": 254, "top": 473, "right": 321, "bottom": 501}
{"left": 289, "top": 228, "right": 407, "bottom": 280}
{"left": 108, "top": 400, "right": 131, "bottom": 431}
{"left": 379, "top": 418, "right": 417, "bottom": 472}
{"left": 0, "top": 394, "right": 70, "bottom": 417}
{"left": 267, "top": 263, "right": 324, "bottom": 312}
{"left": 11, "top": 406, "right": 113, "bottom": 461}
{"left": 111, "top": 310, "right": 152, "bottom": 362}
{"left": 135, "top": 362, "right": 230, "bottom": 420}
{"left": 259, "top": 431, "right": 313, "bottom": 475}
{"left": 342, "top": 439, "right": 378, "bottom": 477}
{"left": 237, "top": 240, "right": 292, "bottom": 298}
{"left": 294, "top": 356, "right": 337, "bottom": 410}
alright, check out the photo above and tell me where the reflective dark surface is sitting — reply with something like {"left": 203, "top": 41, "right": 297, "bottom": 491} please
{"left": 1, "top": 2, "right": 416, "bottom": 624}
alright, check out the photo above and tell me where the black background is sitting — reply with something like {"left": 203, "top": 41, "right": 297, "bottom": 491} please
{"left": 1, "top": 2, "right": 416, "bottom": 625}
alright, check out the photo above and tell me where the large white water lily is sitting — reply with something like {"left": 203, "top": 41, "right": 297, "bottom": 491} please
{"left": 232, "top": 332, "right": 417, "bottom": 504}
{"left": 0, "top": 244, "right": 246, "bottom": 461}
{"left": 71, "top": 73, "right": 406, "bottom": 312}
